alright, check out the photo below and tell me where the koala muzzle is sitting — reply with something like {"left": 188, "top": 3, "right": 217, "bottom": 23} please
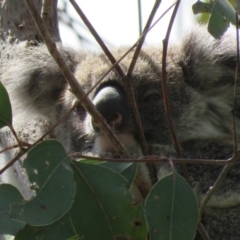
{"left": 92, "top": 86, "right": 128, "bottom": 132}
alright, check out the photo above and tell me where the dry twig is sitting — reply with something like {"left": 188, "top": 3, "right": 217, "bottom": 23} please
{"left": 199, "top": 12, "right": 240, "bottom": 216}
{"left": 161, "top": 0, "right": 182, "bottom": 158}
{"left": 24, "top": 0, "right": 128, "bottom": 158}
{"left": 69, "top": 153, "right": 229, "bottom": 165}
{"left": 70, "top": 0, "right": 149, "bottom": 158}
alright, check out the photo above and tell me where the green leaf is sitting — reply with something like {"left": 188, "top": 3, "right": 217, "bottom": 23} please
{"left": 0, "top": 82, "right": 12, "bottom": 128}
{"left": 145, "top": 171, "right": 198, "bottom": 240}
{"left": 216, "top": 0, "right": 237, "bottom": 25}
{"left": 192, "top": 0, "right": 238, "bottom": 38}
{"left": 71, "top": 162, "right": 147, "bottom": 240}
{"left": 10, "top": 140, "right": 76, "bottom": 226}
{"left": 208, "top": 1, "right": 231, "bottom": 38}
{"left": 0, "top": 184, "right": 25, "bottom": 235}
{"left": 192, "top": 1, "right": 212, "bottom": 15}
{"left": 15, "top": 213, "right": 77, "bottom": 240}
{"left": 99, "top": 162, "right": 137, "bottom": 188}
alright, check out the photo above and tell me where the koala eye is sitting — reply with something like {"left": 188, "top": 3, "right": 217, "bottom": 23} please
{"left": 143, "top": 90, "right": 161, "bottom": 103}
{"left": 73, "top": 102, "right": 85, "bottom": 115}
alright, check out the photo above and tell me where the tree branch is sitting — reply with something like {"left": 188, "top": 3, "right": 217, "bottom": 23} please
{"left": 42, "top": 0, "right": 61, "bottom": 41}
{"left": 24, "top": 0, "right": 128, "bottom": 158}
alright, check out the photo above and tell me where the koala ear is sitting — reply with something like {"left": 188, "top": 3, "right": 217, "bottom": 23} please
{"left": 179, "top": 26, "right": 237, "bottom": 92}
{"left": 172, "top": 27, "right": 240, "bottom": 142}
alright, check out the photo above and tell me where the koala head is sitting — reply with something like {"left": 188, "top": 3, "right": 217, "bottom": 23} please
{"left": 58, "top": 27, "right": 237, "bottom": 163}
{"left": 58, "top": 48, "right": 174, "bottom": 157}
{"left": 2, "top": 25, "right": 240, "bottom": 239}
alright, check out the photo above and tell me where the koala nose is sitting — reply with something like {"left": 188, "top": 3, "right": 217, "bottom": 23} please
{"left": 92, "top": 86, "right": 127, "bottom": 131}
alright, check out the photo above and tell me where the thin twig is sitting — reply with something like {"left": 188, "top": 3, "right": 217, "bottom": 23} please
{"left": 126, "top": 0, "right": 162, "bottom": 147}
{"left": 232, "top": 11, "right": 239, "bottom": 154}
{"left": 160, "top": 2, "right": 209, "bottom": 236}
{"left": 197, "top": 223, "right": 211, "bottom": 240}
{"left": 24, "top": 0, "right": 128, "bottom": 158}
{"left": 199, "top": 153, "right": 240, "bottom": 215}
{"left": 199, "top": 12, "right": 240, "bottom": 216}
{"left": 70, "top": 0, "right": 149, "bottom": 156}
{"left": 0, "top": 103, "right": 81, "bottom": 174}
{"left": 0, "top": 1, "right": 176, "bottom": 190}
{"left": 33, "top": 103, "right": 77, "bottom": 144}
{"left": 69, "top": 0, "right": 125, "bottom": 78}
{"left": 161, "top": 1, "right": 190, "bottom": 179}
{"left": 67, "top": 0, "right": 155, "bottom": 196}
{"left": 70, "top": 0, "right": 151, "bottom": 158}
{"left": 137, "top": 0, "right": 143, "bottom": 36}
{"left": 0, "top": 105, "right": 77, "bottom": 175}
{"left": 0, "top": 150, "right": 231, "bottom": 175}
{"left": 69, "top": 153, "right": 229, "bottom": 165}
{"left": 161, "top": 0, "right": 192, "bottom": 184}
{"left": 162, "top": 0, "right": 181, "bottom": 158}
{"left": 0, "top": 151, "right": 26, "bottom": 175}
{"left": 69, "top": 0, "right": 166, "bottom": 185}
{"left": 125, "top": 0, "right": 162, "bottom": 183}
{"left": 8, "top": 124, "right": 23, "bottom": 152}
{"left": 73, "top": 2, "right": 176, "bottom": 106}
{"left": 127, "top": 0, "right": 162, "bottom": 76}
{"left": 0, "top": 142, "right": 30, "bottom": 154}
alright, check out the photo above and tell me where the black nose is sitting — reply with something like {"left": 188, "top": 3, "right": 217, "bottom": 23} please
{"left": 92, "top": 86, "right": 128, "bottom": 131}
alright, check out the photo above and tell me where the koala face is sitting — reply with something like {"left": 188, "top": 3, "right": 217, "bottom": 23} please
{"left": 61, "top": 48, "right": 167, "bottom": 156}
{"left": 2, "top": 26, "right": 240, "bottom": 239}
{"left": 54, "top": 28, "right": 240, "bottom": 239}
{"left": 60, "top": 35, "right": 236, "bottom": 161}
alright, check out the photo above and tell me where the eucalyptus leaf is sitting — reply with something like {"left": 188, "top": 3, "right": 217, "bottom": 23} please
{"left": 192, "top": 1, "right": 213, "bottom": 15}
{"left": 145, "top": 171, "right": 198, "bottom": 240}
{"left": 192, "top": 0, "right": 239, "bottom": 38}
{"left": 0, "top": 82, "right": 12, "bottom": 129}
{"left": 216, "top": 0, "right": 237, "bottom": 25}
{"left": 10, "top": 140, "right": 76, "bottom": 226}
{"left": 208, "top": 4, "right": 230, "bottom": 38}
{"left": 71, "top": 162, "right": 147, "bottom": 240}
{"left": 0, "top": 184, "right": 25, "bottom": 235}
{"left": 15, "top": 213, "right": 77, "bottom": 240}
{"left": 100, "top": 162, "right": 137, "bottom": 188}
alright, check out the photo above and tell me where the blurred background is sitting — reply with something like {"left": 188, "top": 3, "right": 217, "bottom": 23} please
{"left": 57, "top": 0, "right": 199, "bottom": 51}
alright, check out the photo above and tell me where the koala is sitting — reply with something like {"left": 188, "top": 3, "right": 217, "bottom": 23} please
{"left": 1, "top": 25, "right": 240, "bottom": 239}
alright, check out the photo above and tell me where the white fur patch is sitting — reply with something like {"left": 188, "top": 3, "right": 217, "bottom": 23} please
{"left": 202, "top": 193, "right": 240, "bottom": 208}
{"left": 92, "top": 132, "right": 138, "bottom": 154}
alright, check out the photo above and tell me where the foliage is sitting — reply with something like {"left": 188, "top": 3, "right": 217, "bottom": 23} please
{"left": 0, "top": 82, "right": 12, "bottom": 129}
{"left": 193, "top": 0, "right": 238, "bottom": 38}
{"left": 1, "top": 0, "right": 238, "bottom": 239}
{"left": 0, "top": 82, "right": 199, "bottom": 239}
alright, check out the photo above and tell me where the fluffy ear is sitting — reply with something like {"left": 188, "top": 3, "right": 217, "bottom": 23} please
{"left": 179, "top": 26, "right": 238, "bottom": 92}
{"left": 1, "top": 44, "right": 82, "bottom": 122}
{"left": 175, "top": 27, "right": 240, "bottom": 142}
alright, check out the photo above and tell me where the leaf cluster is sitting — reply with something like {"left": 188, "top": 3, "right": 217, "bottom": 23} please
{"left": 0, "top": 83, "right": 198, "bottom": 240}
{"left": 193, "top": 0, "right": 239, "bottom": 38}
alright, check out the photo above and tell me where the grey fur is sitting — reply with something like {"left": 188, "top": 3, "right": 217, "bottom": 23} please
{"left": 1, "top": 26, "right": 240, "bottom": 239}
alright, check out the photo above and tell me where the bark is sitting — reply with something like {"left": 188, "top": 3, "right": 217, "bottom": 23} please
{"left": 0, "top": 0, "right": 59, "bottom": 200}
{"left": 41, "top": 0, "right": 60, "bottom": 41}
{"left": 0, "top": 0, "right": 42, "bottom": 67}
{"left": 0, "top": 0, "right": 60, "bottom": 66}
